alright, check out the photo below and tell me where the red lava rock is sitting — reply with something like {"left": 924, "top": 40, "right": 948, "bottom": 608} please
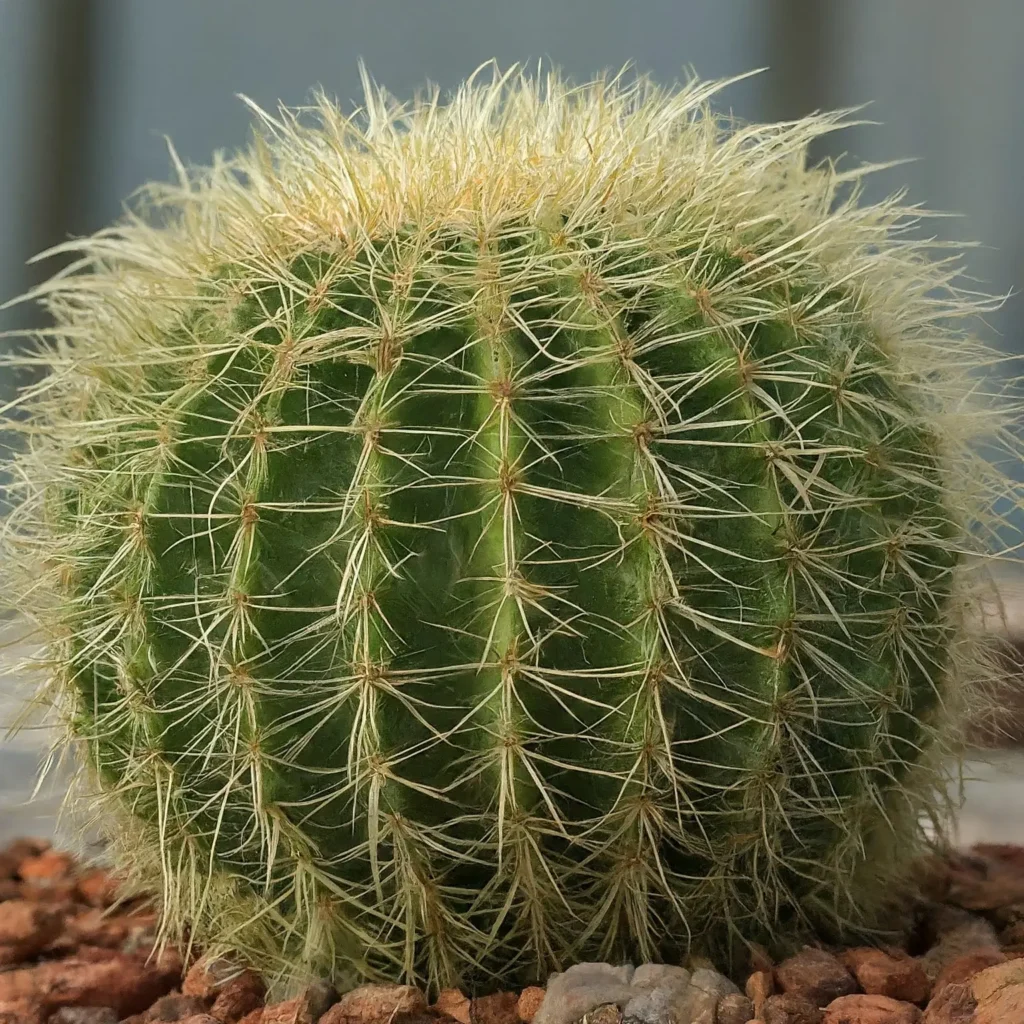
{"left": 174, "top": 1017, "right": 220, "bottom": 1024}
{"left": 235, "top": 1012, "right": 262, "bottom": 1024}
{"left": 920, "top": 983, "right": 976, "bottom": 1024}
{"left": 17, "top": 852, "right": 74, "bottom": 884}
{"left": 931, "top": 947, "right": 1006, "bottom": 995}
{"left": 0, "top": 901, "right": 65, "bottom": 964}
{"left": 776, "top": 948, "right": 857, "bottom": 1007}
{"left": 74, "top": 872, "right": 120, "bottom": 909}
{"left": 762, "top": 992, "right": 824, "bottom": 1024}
{"left": 0, "top": 952, "right": 181, "bottom": 1017}
{"left": 321, "top": 985, "right": 425, "bottom": 1024}
{"left": 715, "top": 992, "right": 755, "bottom": 1024}
{"left": 209, "top": 971, "right": 266, "bottom": 1023}
{"left": 514, "top": 987, "right": 545, "bottom": 1024}
{"left": 48, "top": 1008, "right": 119, "bottom": 1024}
{"left": 433, "top": 990, "right": 470, "bottom": 1024}
{"left": 144, "top": 994, "right": 211, "bottom": 1021}
{"left": 822, "top": 994, "right": 921, "bottom": 1023}
{"left": 260, "top": 983, "right": 336, "bottom": 1024}
{"left": 468, "top": 992, "right": 518, "bottom": 1024}
{"left": 840, "top": 949, "right": 930, "bottom": 1004}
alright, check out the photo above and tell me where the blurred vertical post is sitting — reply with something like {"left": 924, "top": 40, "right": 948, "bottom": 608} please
{"left": 762, "top": 0, "right": 837, "bottom": 168}
{"left": 0, "top": 0, "right": 97, "bottom": 503}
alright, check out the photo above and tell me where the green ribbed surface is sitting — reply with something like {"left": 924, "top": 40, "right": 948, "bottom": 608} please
{"left": 55, "top": 222, "right": 955, "bottom": 984}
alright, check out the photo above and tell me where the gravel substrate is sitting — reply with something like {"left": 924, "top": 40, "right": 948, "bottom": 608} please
{"left": 2, "top": 838, "right": 1024, "bottom": 1024}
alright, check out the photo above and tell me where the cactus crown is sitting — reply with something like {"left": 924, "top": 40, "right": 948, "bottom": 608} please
{"left": 1, "top": 63, "right": 1020, "bottom": 993}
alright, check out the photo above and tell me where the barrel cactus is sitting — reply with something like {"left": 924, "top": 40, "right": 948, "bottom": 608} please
{"left": 2, "top": 65, "right": 1018, "bottom": 991}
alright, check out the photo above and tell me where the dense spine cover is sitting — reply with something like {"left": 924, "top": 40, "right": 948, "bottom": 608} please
{"left": 1, "top": 65, "right": 1019, "bottom": 991}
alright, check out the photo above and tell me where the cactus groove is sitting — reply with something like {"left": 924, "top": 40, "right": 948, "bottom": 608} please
{"left": 2, "top": 66, "right": 1018, "bottom": 992}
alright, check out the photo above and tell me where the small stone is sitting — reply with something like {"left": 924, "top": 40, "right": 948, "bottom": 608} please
{"left": 209, "top": 971, "right": 266, "bottom": 1024}
{"left": 470, "top": 992, "right": 518, "bottom": 1024}
{"left": 973, "top": 985, "right": 1024, "bottom": 1024}
{"left": 145, "top": 994, "right": 211, "bottom": 1021}
{"left": 931, "top": 948, "right": 1005, "bottom": 995}
{"left": 621, "top": 985, "right": 676, "bottom": 1024}
{"left": 715, "top": 992, "right": 755, "bottom": 1024}
{"left": 515, "top": 987, "right": 545, "bottom": 1024}
{"left": 920, "top": 983, "right": 975, "bottom": 1024}
{"left": 763, "top": 992, "right": 823, "bottom": 1024}
{"left": 17, "top": 852, "right": 74, "bottom": 884}
{"left": 262, "top": 982, "right": 337, "bottom": 1024}
{"left": 629, "top": 966, "right": 690, "bottom": 993}
{"left": 970, "top": 955, "right": 1024, "bottom": 1002}
{"left": 48, "top": 1009, "right": 118, "bottom": 1024}
{"left": 687, "top": 968, "right": 739, "bottom": 1000}
{"left": 183, "top": 960, "right": 240, "bottom": 1000}
{"left": 433, "top": 990, "right": 470, "bottom": 1024}
{"left": 236, "top": 1012, "right": 263, "bottom": 1024}
{"left": 0, "top": 901, "right": 65, "bottom": 964}
{"left": 580, "top": 1005, "right": 620, "bottom": 1024}
{"left": 822, "top": 994, "right": 920, "bottom": 1023}
{"left": 0, "top": 953, "right": 181, "bottom": 1017}
{"left": 175, "top": 1017, "right": 220, "bottom": 1024}
{"left": 745, "top": 968, "right": 774, "bottom": 1017}
{"left": 532, "top": 965, "right": 634, "bottom": 1024}
{"left": 75, "top": 871, "right": 120, "bottom": 909}
{"left": 841, "top": 950, "right": 929, "bottom": 1004}
{"left": 322, "top": 984, "right": 424, "bottom": 1024}
{"left": 776, "top": 949, "right": 857, "bottom": 1007}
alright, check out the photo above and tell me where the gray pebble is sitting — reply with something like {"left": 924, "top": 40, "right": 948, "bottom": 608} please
{"left": 534, "top": 963, "right": 636, "bottom": 1024}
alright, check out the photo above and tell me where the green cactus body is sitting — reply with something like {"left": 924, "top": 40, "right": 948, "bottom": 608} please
{"left": 3, "top": 67, "right": 1015, "bottom": 990}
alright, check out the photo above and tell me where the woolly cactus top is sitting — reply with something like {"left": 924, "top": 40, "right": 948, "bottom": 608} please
{"left": 1, "top": 64, "right": 1019, "bottom": 993}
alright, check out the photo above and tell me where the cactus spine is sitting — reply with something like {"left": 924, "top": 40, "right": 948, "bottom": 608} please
{"left": 2, "top": 65, "right": 1018, "bottom": 991}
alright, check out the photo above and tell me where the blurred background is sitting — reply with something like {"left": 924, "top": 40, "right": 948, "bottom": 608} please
{"left": 1, "top": 0, "right": 1023, "bottom": 843}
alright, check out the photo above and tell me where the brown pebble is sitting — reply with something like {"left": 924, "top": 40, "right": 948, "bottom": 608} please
{"left": 261, "top": 983, "right": 337, "bottom": 1024}
{"left": 841, "top": 949, "right": 930, "bottom": 1004}
{"left": 74, "top": 871, "right": 120, "bottom": 909}
{"left": 209, "top": 971, "right": 266, "bottom": 1024}
{"left": 469, "top": 992, "right": 518, "bottom": 1024}
{"left": 822, "top": 993, "right": 920, "bottom": 1023}
{"left": 0, "top": 901, "right": 65, "bottom": 964}
{"left": 235, "top": 1011, "right": 263, "bottom": 1024}
{"left": 776, "top": 948, "right": 857, "bottom": 1007}
{"left": 970, "top": 955, "right": 1024, "bottom": 1002}
{"left": 746, "top": 967, "right": 774, "bottom": 1014}
{"left": 17, "top": 852, "right": 74, "bottom": 884}
{"left": 432, "top": 990, "right": 470, "bottom": 1024}
{"left": 174, "top": 1017, "right": 220, "bottom": 1024}
{"left": 182, "top": 960, "right": 241, "bottom": 1001}
{"left": 320, "top": 985, "right": 421, "bottom": 1024}
{"left": 763, "top": 992, "right": 824, "bottom": 1024}
{"left": 920, "top": 982, "right": 976, "bottom": 1024}
{"left": 515, "top": 987, "right": 544, "bottom": 1024}
{"left": 0, "top": 880, "right": 22, "bottom": 903}
{"left": 144, "top": 994, "right": 211, "bottom": 1022}
{"left": 715, "top": 991, "right": 755, "bottom": 1024}
{"left": 973, "top": 985, "right": 1024, "bottom": 1024}
{"left": 0, "top": 952, "right": 180, "bottom": 1017}
{"left": 931, "top": 947, "right": 1005, "bottom": 996}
